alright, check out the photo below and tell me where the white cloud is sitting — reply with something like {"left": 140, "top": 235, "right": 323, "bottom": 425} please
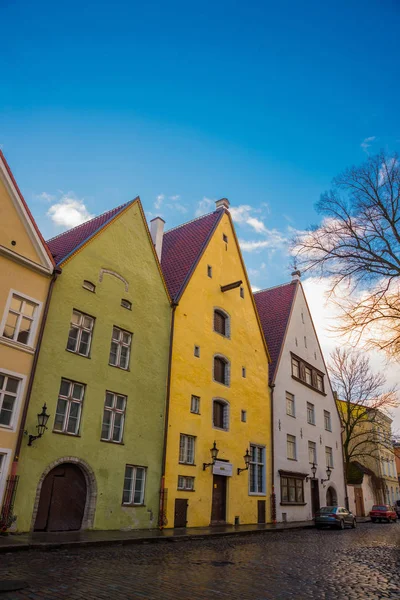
{"left": 251, "top": 285, "right": 261, "bottom": 292}
{"left": 169, "top": 195, "right": 180, "bottom": 201}
{"left": 195, "top": 196, "right": 214, "bottom": 216}
{"left": 239, "top": 231, "right": 287, "bottom": 252}
{"left": 47, "top": 193, "right": 94, "bottom": 228}
{"left": 230, "top": 205, "right": 269, "bottom": 235}
{"left": 35, "top": 192, "right": 56, "bottom": 203}
{"left": 361, "top": 136, "right": 376, "bottom": 154}
{"left": 154, "top": 194, "right": 164, "bottom": 210}
{"left": 166, "top": 203, "right": 188, "bottom": 214}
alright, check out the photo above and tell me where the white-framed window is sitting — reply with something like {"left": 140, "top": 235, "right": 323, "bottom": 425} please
{"left": 287, "top": 434, "right": 296, "bottom": 460}
{"left": 307, "top": 402, "right": 315, "bottom": 425}
{"left": 122, "top": 465, "right": 146, "bottom": 505}
{"left": 213, "top": 354, "right": 230, "bottom": 386}
{"left": 109, "top": 326, "right": 132, "bottom": 370}
{"left": 213, "top": 309, "right": 230, "bottom": 338}
{"left": 305, "top": 367, "right": 312, "bottom": 385}
{"left": 249, "top": 444, "right": 265, "bottom": 494}
{"left": 178, "top": 475, "right": 195, "bottom": 491}
{"left": 316, "top": 374, "right": 324, "bottom": 392}
{"left": 324, "top": 410, "right": 332, "bottom": 431}
{"left": 179, "top": 434, "right": 195, "bottom": 464}
{"left": 308, "top": 441, "right": 317, "bottom": 464}
{"left": 0, "top": 448, "right": 11, "bottom": 504}
{"left": 291, "top": 357, "right": 300, "bottom": 378}
{"left": 190, "top": 395, "right": 200, "bottom": 414}
{"left": 325, "top": 446, "right": 334, "bottom": 468}
{"left": 212, "top": 398, "right": 229, "bottom": 431}
{"left": 67, "top": 310, "right": 94, "bottom": 357}
{"left": 241, "top": 409, "right": 247, "bottom": 423}
{"left": 0, "top": 372, "right": 22, "bottom": 429}
{"left": 82, "top": 280, "right": 96, "bottom": 292}
{"left": 286, "top": 392, "right": 295, "bottom": 417}
{"left": 101, "top": 391, "right": 126, "bottom": 442}
{"left": 53, "top": 379, "right": 85, "bottom": 435}
{"left": 1, "top": 291, "right": 41, "bottom": 347}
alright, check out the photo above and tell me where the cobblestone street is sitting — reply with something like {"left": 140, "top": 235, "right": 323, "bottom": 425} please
{"left": 1, "top": 523, "right": 400, "bottom": 599}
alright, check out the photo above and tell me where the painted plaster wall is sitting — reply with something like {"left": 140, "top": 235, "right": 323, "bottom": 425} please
{"left": 347, "top": 480, "right": 376, "bottom": 515}
{"left": 14, "top": 203, "right": 171, "bottom": 531}
{"left": 273, "top": 283, "right": 346, "bottom": 521}
{"left": 164, "top": 211, "right": 271, "bottom": 527}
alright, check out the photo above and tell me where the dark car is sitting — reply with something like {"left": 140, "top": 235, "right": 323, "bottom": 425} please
{"left": 395, "top": 500, "right": 400, "bottom": 518}
{"left": 315, "top": 506, "right": 356, "bottom": 530}
{"left": 369, "top": 504, "right": 397, "bottom": 523}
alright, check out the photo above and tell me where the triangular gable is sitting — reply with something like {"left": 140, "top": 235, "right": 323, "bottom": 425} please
{"left": 0, "top": 151, "right": 54, "bottom": 272}
{"left": 254, "top": 281, "right": 298, "bottom": 383}
{"left": 47, "top": 200, "right": 136, "bottom": 266}
{"left": 161, "top": 210, "right": 223, "bottom": 301}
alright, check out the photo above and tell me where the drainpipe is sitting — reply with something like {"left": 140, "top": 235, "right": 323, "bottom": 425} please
{"left": 270, "top": 383, "right": 276, "bottom": 524}
{"left": 158, "top": 302, "right": 177, "bottom": 529}
{"left": 12, "top": 267, "right": 61, "bottom": 471}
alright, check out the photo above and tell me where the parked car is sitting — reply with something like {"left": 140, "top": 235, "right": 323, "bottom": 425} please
{"left": 315, "top": 506, "right": 356, "bottom": 530}
{"left": 395, "top": 500, "right": 400, "bottom": 518}
{"left": 369, "top": 505, "right": 397, "bottom": 523}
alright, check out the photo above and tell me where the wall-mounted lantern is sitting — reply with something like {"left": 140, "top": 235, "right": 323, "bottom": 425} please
{"left": 25, "top": 404, "right": 50, "bottom": 446}
{"left": 306, "top": 462, "right": 317, "bottom": 482}
{"left": 237, "top": 448, "right": 251, "bottom": 475}
{"left": 203, "top": 441, "right": 219, "bottom": 471}
{"left": 321, "top": 465, "right": 332, "bottom": 484}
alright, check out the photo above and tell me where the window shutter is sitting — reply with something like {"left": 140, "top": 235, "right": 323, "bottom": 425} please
{"left": 214, "top": 311, "right": 226, "bottom": 335}
{"left": 214, "top": 357, "right": 225, "bottom": 383}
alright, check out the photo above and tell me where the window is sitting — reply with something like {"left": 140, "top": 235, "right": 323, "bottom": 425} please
{"left": 223, "top": 233, "right": 228, "bottom": 243}
{"left": 214, "top": 309, "right": 229, "bottom": 337}
{"left": 291, "top": 357, "right": 300, "bottom": 378}
{"left": 2, "top": 293, "right": 39, "bottom": 346}
{"left": 241, "top": 410, "right": 247, "bottom": 423}
{"left": 190, "top": 395, "right": 200, "bottom": 414}
{"left": 316, "top": 374, "right": 324, "bottom": 392}
{"left": 249, "top": 445, "right": 265, "bottom": 494}
{"left": 242, "top": 367, "right": 246, "bottom": 378}
{"left": 286, "top": 392, "right": 295, "bottom": 417}
{"left": 0, "top": 373, "right": 20, "bottom": 427}
{"left": 82, "top": 280, "right": 96, "bottom": 292}
{"left": 67, "top": 310, "right": 94, "bottom": 357}
{"left": 281, "top": 476, "right": 304, "bottom": 504}
{"left": 53, "top": 379, "right": 85, "bottom": 435}
{"left": 301, "top": 312, "right": 304, "bottom": 324}
{"left": 325, "top": 446, "right": 334, "bottom": 468}
{"left": 122, "top": 465, "right": 146, "bottom": 505}
{"left": 308, "top": 441, "right": 317, "bottom": 464}
{"left": 121, "top": 299, "right": 132, "bottom": 310}
{"left": 179, "top": 434, "right": 195, "bottom": 464}
{"left": 305, "top": 367, "right": 312, "bottom": 385}
{"left": 207, "top": 265, "right": 212, "bottom": 278}
{"left": 240, "top": 286, "right": 244, "bottom": 298}
{"left": 178, "top": 475, "right": 195, "bottom": 491}
{"left": 101, "top": 391, "right": 126, "bottom": 442}
{"left": 213, "top": 355, "right": 230, "bottom": 385}
{"left": 304, "top": 336, "right": 307, "bottom": 348}
{"left": 287, "top": 434, "right": 296, "bottom": 460}
{"left": 324, "top": 410, "right": 332, "bottom": 431}
{"left": 213, "top": 399, "right": 229, "bottom": 430}
{"left": 194, "top": 345, "right": 200, "bottom": 357}
{"left": 109, "top": 326, "right": 132, "bottom": 369}
{"left": 307, "top": 402, "right": 315, "bottom": 425}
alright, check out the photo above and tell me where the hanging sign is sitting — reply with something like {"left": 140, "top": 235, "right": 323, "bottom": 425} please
{"left": 213, "top": 461, "right": 233, "bottom": 476}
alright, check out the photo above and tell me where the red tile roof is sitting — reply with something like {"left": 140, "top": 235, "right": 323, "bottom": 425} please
{"left": 161, "top": 210, "right": 223, "bottom": 300}
{"left": 0, "top": 151, "right": 55, "bottom": 268}
{"left": 47, "top": 201, "right": 133, "bottom": 265}
{"left": 254, "top": 281, "right": 298, "bottom": 383}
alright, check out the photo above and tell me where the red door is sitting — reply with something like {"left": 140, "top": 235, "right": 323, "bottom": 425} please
{"left": 34, "top": 464, "right": 87, "bottom": 532}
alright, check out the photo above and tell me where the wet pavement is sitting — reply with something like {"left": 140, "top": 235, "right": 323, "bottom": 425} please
{"left": 1, "top": 521, "right": 399, "bottom": 599}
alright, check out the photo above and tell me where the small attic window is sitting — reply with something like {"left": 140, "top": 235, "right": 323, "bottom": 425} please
{"left": 83, "top": 280, "right": 96, "bottom": 293}
{"left": 223, "top": 234, "right": 228, "bottom": 243}
{"left": 207, "top": 265, "right": 212, "bottom": 278}
{"left": 121, "top": 299, "right": 132, "bottom": 310}
{"left": 240, "top": 286, "right": 244, "bottom": 298}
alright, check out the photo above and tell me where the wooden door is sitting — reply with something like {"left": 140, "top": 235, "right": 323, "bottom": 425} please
{"left": 174, "top": 498, "right": 188, "bottom": 528}
{"left": 258, "top": 500, "right": 266, "bottom": 524}
{"left": 211, "top": 475, "right": 227, "bottom": 523}
{"left": 354, "top": 488, "right": 365, "bottom": 517}
{"left": 34, "top": 464, "right": 87, "bottom": 532}
{"left": 310, "top": 479, "right": 320, "bottom": 516}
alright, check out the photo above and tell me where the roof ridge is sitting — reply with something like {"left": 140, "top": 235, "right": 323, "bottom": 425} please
{"left": 46, "top": 200, "right": 132, "bottom": 243}
{"left": 164, "top": 210, "right": 218, "bottom": 235}
{"left": 253, "top": 280, "right": 295, "bottom": 294}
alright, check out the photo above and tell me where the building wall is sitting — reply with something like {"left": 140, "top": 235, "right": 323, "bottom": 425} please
{"left": 13, "top": 202, "right": 171, "bottom": 531}
{"left": 273, "top": 283, "right": 346, "bottom": 521}
{"left": 347, "top": 478, "right": 376, "bottom": 515}
{"left": 164, "top": 212, "right": 271, "bottom": 527}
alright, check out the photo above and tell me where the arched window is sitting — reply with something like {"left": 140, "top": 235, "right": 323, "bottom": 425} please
{"left": 213, "top": 308, "right": 230, "bottom": 338}
{"left": 213, "top": 355, "right": 230, "bottom": 386}
{"left": 82, "top": 280, "right": 96, "bottom": 293}
{"left": 213, "top": 398, "right": 229, "bottom": 430}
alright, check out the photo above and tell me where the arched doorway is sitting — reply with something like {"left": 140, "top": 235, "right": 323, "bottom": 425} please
{"left": 34, "top": 463, "right": 87, "bottom": 531}
{"left": 326, "top": 486, "right": 338, "bottom": 507}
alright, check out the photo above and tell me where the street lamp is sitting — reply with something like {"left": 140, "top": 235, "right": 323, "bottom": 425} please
{"left": 203, "top": 441, "right": 219, "bottom": 470}
{"left": 321, "top": 465, "right": 332, "bottom": 484}
{"left": 26, "top": 404, "right": 50, "bottom": 446}
{"left": 237, "top": 448, "right": 251, "bottom": 475}
{"left": 306, "top": 462, "right": 317, "bottom": 482}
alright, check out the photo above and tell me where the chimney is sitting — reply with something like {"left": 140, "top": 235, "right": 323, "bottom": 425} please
{"left": 150, "top": 217, "right": 165, "bottom": 261}
{"left": 291, "top": 269, "right": 301, "bottom": 282}
{"left": 215, "top": 198, "right": 230, "bottom": 211}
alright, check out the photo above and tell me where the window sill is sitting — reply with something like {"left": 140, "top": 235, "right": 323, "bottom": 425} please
{"left": 177, "top": 489, "right": 196, "bottom": 492}
{"left": 307, "top": 422, "right": 316, "bottom": 426}
{"left": 213, "top": 380, "right": 230, "bottom": 387}
{"left": 66, "top": 349, "right": 91, "bottom": 359}
{"left": 122, "top": 503, "right": 146, "bottom": 507}
{"left": 287, "top": 457, "right": 297, "bottom": 461}
{"left": 212, "top": 426, "right": 229, "bottom": 432}
{"left": 213, "top": 330, "right": 231, "bottom": 341}
{"left": 249, "top": 492, "right": 266, "bottom": 497}
{"left": 287, "top": 413, "right": 296, "bottom": 418}
{"left": 52, "top": 430, "right": 81, "bottom": 437}
{"left": 280, "top": 502, "right": 307, "bottom": 506}
{"left": 291, "top": 375, "right": 327, "bottom": 396}
{"left": 0, "top": 424, "right": 15, "bottom": 432}
{"left": 0, "top": 336, "right": 35, "bottom": 354}
{"left": 100, "top": 438, "right": 124, "bottom": 445}
{"left": 179, "top": 462, "right": 196, "bottom": 467}
{"left": 108, "top": 364, "right": 130, "bottom": 372}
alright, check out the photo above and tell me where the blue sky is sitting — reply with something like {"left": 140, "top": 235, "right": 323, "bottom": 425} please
{"left": 1, "top": 0, "right": 400, "bottom": 291}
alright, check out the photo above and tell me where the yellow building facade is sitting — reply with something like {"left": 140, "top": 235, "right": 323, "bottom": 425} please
{"left": 0, "top": 152, "right": 54, "bottom": 524}
{"left": 160, "top": 199, "right": 272, "bottom": 528}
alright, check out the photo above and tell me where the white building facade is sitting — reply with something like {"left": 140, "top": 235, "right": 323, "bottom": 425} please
{"left": 255, "top": 275, "right": 346, "bottom": 522}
